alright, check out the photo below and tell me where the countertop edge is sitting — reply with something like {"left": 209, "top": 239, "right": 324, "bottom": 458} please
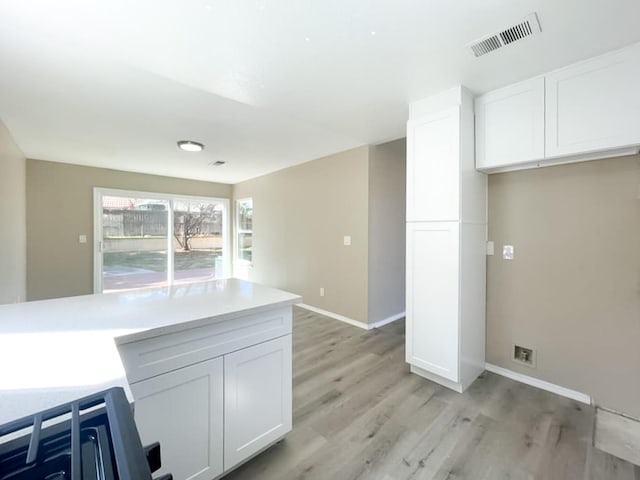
{"left": 114, "top": 296, "right": 302, "bottom": 345}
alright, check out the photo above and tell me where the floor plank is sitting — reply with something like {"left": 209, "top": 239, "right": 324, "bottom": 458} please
{"left": 595, "top": 408, "right": 640, "bottom": 466}
{"left": 225, "top": 307, "right": 639, "bottom": 480}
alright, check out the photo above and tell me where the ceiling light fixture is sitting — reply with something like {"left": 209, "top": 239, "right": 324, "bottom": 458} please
{"left": 177, "top": 140, "right": 204, "bottom": 152}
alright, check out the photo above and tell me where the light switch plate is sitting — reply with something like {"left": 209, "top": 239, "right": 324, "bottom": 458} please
{"left": 503, "top": 245, "right": 514, "bottom": 260}
{"left": 487, "top": 241, "right": 495, "bottom": 256}
{"left": 343, "top": 235, "right": 351, "bottom": 246}
{"left": 79, "top": 234, "right": 87, "bottom": 244}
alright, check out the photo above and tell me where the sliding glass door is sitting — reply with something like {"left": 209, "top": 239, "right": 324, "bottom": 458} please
{"left": 172, "top": 199, "right": 225, "bottom": 285}
{"left": 94, "top": 188, "right": 229, "bottom": 293}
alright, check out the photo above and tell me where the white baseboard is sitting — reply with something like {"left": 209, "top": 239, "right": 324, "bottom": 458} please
{"left": 297, "top": 304, "right": 404, "bottom": 330}
{"left": 485, "top": 363, "right": 591, "bottom": 405}
{"left": 370, "top": 312, "right": 405, "bottom": 329}
{"left": 297, "top": 304, "right": 368, "bottom": 329}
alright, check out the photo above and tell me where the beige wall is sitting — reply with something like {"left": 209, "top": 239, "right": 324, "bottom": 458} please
{"left": 368, "top": 139, "right": 406, "bottom": 323}
{"left": 487, "top": 155, "right": 640, "bottom": 418}
{"left": 0, "top": 122, "right": 26, "bottom": 304}
{"left": 233, "top": 142, "right": 407, "bottom": 325}
{"left": 26, "top": 159, "right": 231, "bottom": 300}
{"left": 233, "top": 146, "right": 371, "bottom": 322}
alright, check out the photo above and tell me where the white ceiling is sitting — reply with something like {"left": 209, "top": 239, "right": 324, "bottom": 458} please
{"left": 1, "top": 0, "right": 640, "bottom": 184}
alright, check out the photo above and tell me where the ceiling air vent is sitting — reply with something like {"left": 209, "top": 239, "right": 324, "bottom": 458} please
{"left": 467, "top": 13, "right": 542, "bottom": 58}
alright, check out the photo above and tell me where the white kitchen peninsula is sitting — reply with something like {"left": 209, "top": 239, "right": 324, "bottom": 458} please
{"left": 0, "top": 279, "right": 301, "bottom": 480}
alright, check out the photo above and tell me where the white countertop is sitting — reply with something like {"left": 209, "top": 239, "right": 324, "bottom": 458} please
{"left": 0, "top": 279, "right": 300, "bottom": 427}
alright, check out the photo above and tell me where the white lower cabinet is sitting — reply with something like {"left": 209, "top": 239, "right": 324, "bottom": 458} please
{"left": 131, "top": 357, "right": 224, "bottom": 480}
{"left": 224, "top": 335, "right": 292, "bottom": 469}
{"left": 132, "top": 336, "right": 292, "bottom": 479}
{"left": 405, "top": 220, "right": 487, "bottom": 392}
{"left": 406, "top": 222, "right": 460, "bottom": 382}
{"left": 122, "top": 308, "right": 294, "bottom": 480}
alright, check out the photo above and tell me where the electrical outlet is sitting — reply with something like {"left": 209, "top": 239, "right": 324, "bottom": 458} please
{"left": 320, "top": 287, "right": 325, "bottom": 297}
{"left": 513, "top": 345, "right": 536, "bottom": 368}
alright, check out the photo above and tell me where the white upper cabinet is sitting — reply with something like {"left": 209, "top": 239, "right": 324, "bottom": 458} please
{"left": 406, "top": 107, "right": 460, "bottom": 222}
{"left": 476, "top": 41, "right": 640, "bottom": 173}
{"left": 475, "top": 77, "right": 545, "bottom": 170}
{"left": 545, "top": 42, "right": 640, "bottom": 158}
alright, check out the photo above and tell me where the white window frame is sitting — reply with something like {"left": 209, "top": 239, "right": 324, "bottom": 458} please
{"left": 93, "top": 187, "right": 230, "bottom": 293}
{"left": 234, "top": 198, "right": 253, "bottom": 270}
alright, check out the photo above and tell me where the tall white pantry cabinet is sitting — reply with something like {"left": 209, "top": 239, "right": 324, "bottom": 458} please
{"left": 406, "top": 86, "right": 488, "bottom": 392}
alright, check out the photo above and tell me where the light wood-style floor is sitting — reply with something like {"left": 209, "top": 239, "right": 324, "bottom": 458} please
{"left": 226, "top": 308, "right": 639, "bottom": 480}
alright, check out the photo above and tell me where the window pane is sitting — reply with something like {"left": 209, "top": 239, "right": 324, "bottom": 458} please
{"left": 98, "top": 192, "right": 228, "bottom": 293}
{"left": 102, "top": 196, "right": 169, "bottom": 292}
{"left": 173, "top": 200, "right": 224, "bottom": 285}
{"left": 234, "top": 199, "right": 252, "bottom": 280}
{"left": 238, "top": 200, "right": 252, "bottom": 230}
{"left": 238, "top": 233, "right": 252, "bottom": 262}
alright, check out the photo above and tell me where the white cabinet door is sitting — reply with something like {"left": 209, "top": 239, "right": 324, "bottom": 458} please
{"left": 406, "top": 222, "right": 459, "bottom": 382}
{"left": 475, "top": 77, "right": 545, "bottom": 170}
{"left": 131, "top": 357, "right": 224, "bottom": 480}
{"left": 224, "top": 334, "right": 292, "bottom": 470}
{"left": 406, "top": 107, "right": 460, "bottom": 222}
{"left": 546, "top": 43, "right": 640, "bottom": 158}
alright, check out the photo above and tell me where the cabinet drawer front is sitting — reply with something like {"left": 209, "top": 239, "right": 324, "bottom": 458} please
{"left": 546, "top": 43, "right": 640, "bottom": 157}
{"left": 119, "top": 307, "right": 292, "bottom": 383}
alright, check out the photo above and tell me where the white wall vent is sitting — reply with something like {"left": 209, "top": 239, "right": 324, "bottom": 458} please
{"left": 467, "top": 13, "right": 542, "bottom": 58}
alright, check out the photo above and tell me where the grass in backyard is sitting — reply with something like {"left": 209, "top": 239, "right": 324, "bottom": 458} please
{"left": 104, "top": 250, "right": 221, "bottom": 272}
